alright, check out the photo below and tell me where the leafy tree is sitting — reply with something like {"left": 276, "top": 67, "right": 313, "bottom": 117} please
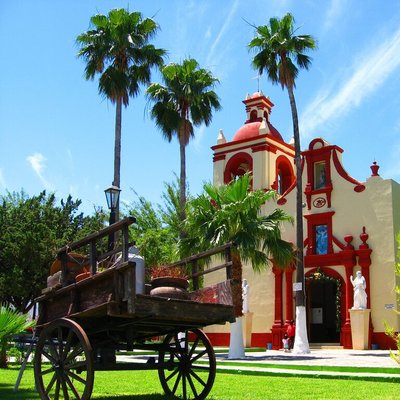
{"left": 0, "top": 305, "right": 35, "bottom": 368}
{"left": 385, "top": 233, "right": 400, "bottom": 364}
{"left": 126, "top": 177, "right": 183, "bottom": 268}
{"left": 77, "top": 9, "right": 165, "bottom": 218}
{"left": 146, "top": 58, "right": 221, "bottom": 233}
{"left": 248, "top": 13, "right": 316, "bottom": 352}
{"left": 0, "top": 191, "right": 106, "bottom": 313}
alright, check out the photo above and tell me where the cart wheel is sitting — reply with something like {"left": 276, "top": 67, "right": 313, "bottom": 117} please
{"left": 34, "top": 318, "right": 94, "bottom": 400}
{"left": 158, "top": 329, "right": 216, "bottom": 400}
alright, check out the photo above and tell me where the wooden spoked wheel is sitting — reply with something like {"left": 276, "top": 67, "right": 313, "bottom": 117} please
{"left": 158, "top": 329, "right": 216, "bottom": 400}
{"left": 34, "top": 318, "right": 94, "bottom": 400}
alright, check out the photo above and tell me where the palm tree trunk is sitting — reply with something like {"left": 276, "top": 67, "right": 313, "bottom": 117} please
{"left": 179, "top": 138, "right": 187, "bottom": 239}
{"left": 113, "top": 98, "right": 122, "bottom": 220}
{"left": 287, "top": 85, "right": 304, "bottom": 307}
{"left": 0, "top": 342, "right": 8, "bottom": 368}
{"left": 287, "top": 85, "right": 310, "bottom": 354}
{"left": 228, "top": 249, "right": 245, "bottom": 359}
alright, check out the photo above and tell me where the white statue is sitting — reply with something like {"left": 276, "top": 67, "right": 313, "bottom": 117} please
{"left": 242, "top": 279, "right": 249, "bottom": 313}
{"left": 350, "top": 271, "right": 367, "bottom": 309}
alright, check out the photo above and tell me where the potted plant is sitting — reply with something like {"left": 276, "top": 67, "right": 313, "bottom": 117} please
{"left": 149, "top": 265, "right": 189, "bottom": 299}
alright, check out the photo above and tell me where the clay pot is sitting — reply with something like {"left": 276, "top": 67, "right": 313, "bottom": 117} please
{"left": 150, "top": 277, "right": 189, "bottom": 299}
{"left": 75, "top": 271, "right": 91, "bottom": 283}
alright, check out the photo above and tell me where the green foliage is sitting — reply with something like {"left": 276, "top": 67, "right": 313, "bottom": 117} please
{"left": 0, "top": 305, "right": 35, "bottom": 368}
{"left": 385, "top": 233, "right": 400, "bottom": 365}
{"left": 125, "top": 178, "right": 183, "bottom": 267}
{"left": 182, "top": 174, "right": 294, "bottom": 272}
{"left": 248, "top": 13, "right": 317, "bottom": 90}
{"left": 77, "top": 8, "right": 165, "bottom": 106}
{"left": 0, "top": 191, "right": 106, "bottom": 313}
{"left": 146, "top": 59, "right": 221, "bottom": 143}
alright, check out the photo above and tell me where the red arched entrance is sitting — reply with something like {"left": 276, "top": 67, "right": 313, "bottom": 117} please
{"left": 305, "top": 268, "right": 346, "bottom": 344}
{"left": 223, "top": 152, "right": 253, "bottom": 184}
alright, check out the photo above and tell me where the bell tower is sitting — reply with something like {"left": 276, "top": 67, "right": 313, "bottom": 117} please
{"left": 212, "top": 92, "right": 295, "bottom": 194}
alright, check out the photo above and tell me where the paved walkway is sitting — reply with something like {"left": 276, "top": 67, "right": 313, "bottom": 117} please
{"left": 217, "top": 348, "right": 398, "bottom": 368}
{"left": 213, "top": 348, "right": 400, "bottom": 379}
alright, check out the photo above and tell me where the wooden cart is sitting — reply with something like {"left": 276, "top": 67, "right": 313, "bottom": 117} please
{"left": 34, "top": 217, "right": 238, "bottom": 400}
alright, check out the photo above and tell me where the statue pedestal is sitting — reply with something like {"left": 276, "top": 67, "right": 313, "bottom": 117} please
{"left": 228, "top": 317, "right": 245, "bottom": 358}
{"left": 349, "top": 309, "right": 370, "bottom": 350}
{"left": 242, "top": 312, "right": 253, "bottom": 347}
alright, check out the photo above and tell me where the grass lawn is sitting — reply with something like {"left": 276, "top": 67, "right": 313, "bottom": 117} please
{"left": 1, "top": 365, "right": 399, "bottom": 400}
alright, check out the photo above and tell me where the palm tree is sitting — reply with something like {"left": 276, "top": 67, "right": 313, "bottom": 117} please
{"left": 182, "top": 174, "right": 293, "bottom": 357}
{"left": 0, "top": 305, "right": 35, "bottom": 368}
{"left": 146, "top": 59, "right": 221, "bottom": 234}
{"left": 248, "top": 13, "right": 316, "bottom": 353}
{"left": 183, "top": 174, "right": 293, "bottom": 268}
{"left": 77, "top": 9, "right": 165, "bottom": 218}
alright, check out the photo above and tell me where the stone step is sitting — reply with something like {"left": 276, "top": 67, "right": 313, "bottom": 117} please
{"left": 310, "top": 343, "right": 344, "bottom": 349}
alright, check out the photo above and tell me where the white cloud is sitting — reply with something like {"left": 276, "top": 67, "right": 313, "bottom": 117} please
{"left": 323, "top": 0, "right": 347, "bottom": 31}
{"left": 26, "top": 152, "right": 54, "bottom": 191}
{"left": 300, "top": 26, "right": 400, "bottom": 138}
{"left": 205, "top": 0, "right": 239, "bottom": 68}
{"left": 192, "top": 125, "right": 206, "bottom": 151}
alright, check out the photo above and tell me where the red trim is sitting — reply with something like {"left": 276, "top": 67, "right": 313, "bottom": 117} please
{"left": 306, "top": 267, "right": 347, "bottom": 347}
{"left": 206, "top": 332, "right": 276, "bottom": 349}
{"left": 213, "top": 154, "right": 226, "bottom": 162}
{"left": 252, "top": 333, "right": 272, "bottom": 348}
{"left": 303, "top": 143, "right": 333, "bottom": 209}
{"left": 285, "top": 266, "right": 295, "bottom": 322}
{"left": 211, "top": 134, "right": 295, "bottom": 156}
{"left": 372, "top": 332, "right": 397, "bottom": 350}
{"left": 332, "top": 151, "right": 365, "bottom": 192}
{"left": 277, "top": 158, "right": 305, "bottom": 202}
{"left": 333, "top": 236, "right": 346, "bottom": 251}
{"left": 205, "top": 333, "right": 230, "bottom": 346}
{"left": 304, "top": 211, "right": 335, "bottom": 255}
{"left": 223, "top": 152, "right": 253, "bottom": 184}
{"left": 205, "top": 331, "right": 397, "bottom": 350}
{"left": 243, "top": 93, "right": 274, "bottom": 109}
{"left": 304, "top": 138, "right": 344, "bottom": 154}
{"left": 275, "top": 155, "right": 295, "bottom": 194}
{"left": 252, "top": 144, "right": 270, "bottom": 153}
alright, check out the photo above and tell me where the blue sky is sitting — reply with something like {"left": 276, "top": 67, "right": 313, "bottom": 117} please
{"left": 1, "top": 0, "right": 400, "bottom": 215}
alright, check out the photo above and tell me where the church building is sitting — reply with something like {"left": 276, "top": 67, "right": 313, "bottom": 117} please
{"left": 205, "top": 91, "right": 400, "bottom": 350}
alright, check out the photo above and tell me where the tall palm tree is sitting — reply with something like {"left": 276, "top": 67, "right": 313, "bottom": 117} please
{"left": 146, "top": 59, "right": 221, "bottom": 234}
{"left": 77, "top": 9, "right": 165, "bottom": 218}
{"left": 182, "top": 174, "right": 293, "bottom": 357}
{"left": 248, "top": 13, "right": 316, "bottom": 353}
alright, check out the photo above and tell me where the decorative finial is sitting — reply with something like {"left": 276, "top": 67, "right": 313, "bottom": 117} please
{"left": 360, "top": 226, "right": 369, "bottom": 249}
{"left": 252, "top": 73, "right": 262, "bottom": 92}
{"left": 370, "top": 160, "right": 380, "bottom": 177}
{"left": 217, "top": 129, "right": 226, "bottom": 144}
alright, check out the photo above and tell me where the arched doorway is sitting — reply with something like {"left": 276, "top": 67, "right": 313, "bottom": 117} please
{"left": 306, "top": 268, "right": 344, "bottom": 344}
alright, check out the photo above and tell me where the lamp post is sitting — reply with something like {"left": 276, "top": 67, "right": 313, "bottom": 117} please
{"left": 104, "top": 185, "right": 121, "bottom": 251}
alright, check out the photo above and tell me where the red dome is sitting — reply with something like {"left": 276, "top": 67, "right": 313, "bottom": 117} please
{"left": 232, "top": 121, "right": 284, "bottom": 142}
